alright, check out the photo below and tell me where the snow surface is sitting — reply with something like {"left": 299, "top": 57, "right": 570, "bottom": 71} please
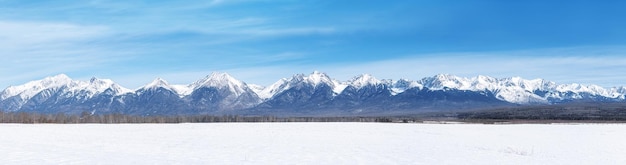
{"left": 0, "top": 123, "right": 624, "bottom": 164}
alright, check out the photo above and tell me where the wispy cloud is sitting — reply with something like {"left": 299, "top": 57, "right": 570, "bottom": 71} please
{"left": 2, "top": 1, "right": 625, "bottom": 90}
{"left": 203, "top": 46, "right": 626, "bottom": 88}
{"left": 0, "top": 20, "right": 126, "bottom": 87}
{"left": 0, "top": 21, "right": 108, "bottom": 47}
{"left": 98, "top": 46, "right": 626, "bottom": 89}
{"left": 0, "top": 0, "right": 336, "bottom": 88}
{"left": 130, "top": 17, "right": 336, "bottom": 40}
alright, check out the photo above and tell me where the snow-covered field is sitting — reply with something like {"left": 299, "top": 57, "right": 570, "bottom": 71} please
{"left": 0, "top": 123, "right": 624, "bottom": 164}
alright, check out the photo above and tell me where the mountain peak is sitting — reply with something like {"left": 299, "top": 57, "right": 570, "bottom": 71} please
{"left": 50, "top": 73, "right": 71, "bottom": 79}
{"left": 421, "top": 74, "right": 468, "bottom": 90}
{"left": 349, "top": 74, "right": 382, "bottom": 88}
{"left": 208, "top": 72, "right": 233, "bottom": 80}
{"left": 143, "top": 78, "right": 170, "bottom": 89}
{"left": 88, "top": 77, "right": 115, "bottom": 85}
{"left": 88, "top": 77, "right": 116, "bottom": 85}
{"left": 434, "top": 73, "right": 457, "bottom": 79}
{"left": 194, "top": 72, "right": 244, "bottom": 88}
{"left": 475, "top": 75, "right": 496, "bottom": 81}
{"left": 81, "top": 77, "right": 132, "bottom": 95}
{"left": 44, "top": 74, "right": 73, "bottom": 84}
{"left": 191, "top": 72, "right": 250, "bottom": 98}
{"left": 304, "top": 71, "right": 333, "bottom": 87}
{"left": 1, "top": 74, "right": 74, "bottom": 100}
{"left": 89, "top": 77, "right": 99, "bottom": 83}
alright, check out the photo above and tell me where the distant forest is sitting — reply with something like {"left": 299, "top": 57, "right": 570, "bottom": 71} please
{"left": 1, "top": 102, "right": 625, "bottom": 124}
{"left": 0, "top": 111, "right": 399, "bottom": 124}
{"left": 456, "top": 102, "right": 626, "bottom": 121}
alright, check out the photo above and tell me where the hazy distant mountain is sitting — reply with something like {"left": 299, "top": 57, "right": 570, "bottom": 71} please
{"left": 1, "top": 72, "right": 625, "bottom": 116}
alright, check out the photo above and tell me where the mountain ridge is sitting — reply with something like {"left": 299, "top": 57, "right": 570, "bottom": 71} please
{"left": 1, "top": 72, "right": 624, "bottom": 116}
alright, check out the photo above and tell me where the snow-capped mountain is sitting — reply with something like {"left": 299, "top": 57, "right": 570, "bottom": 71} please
{"left": 389, "top": 79, "right": 423, "bottom": 95}
{"left": 1, "top": 72, "right": 625, "bottom": 116}
{"left": 256, "top": 71, "right": 340, "bottom": 111}
{"left": 84, "top": 77, "right": 134, "bottom": 96}
{"left": 348, "top": 74, "right": 383, "bottom": 89}
{"left": 256, "top": 71, "right": 345, "bottom": 100}
{"left": 415, "top": 74, "right": 626, "bottom": 104}
{"left": 331, "top": 74, "right": 394, "bottom": 111}
{"left": 255, "top": 78, "right": 288, "bottom": 100}
{"left": 184, "top": 72, "right": 261, "bottom": 110}
{"left": 0, "top": 74, "right": 132, "bottom": 112}
{"left": 137, "top": 78, "right": 174, "bottom": 93}
{"left": 1, "top": 74, "right": 73, "bottom": 101}
{"left": 190, "top": 72, "right": 255, "bottom": 96}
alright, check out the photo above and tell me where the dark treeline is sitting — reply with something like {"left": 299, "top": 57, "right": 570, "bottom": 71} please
{"left": 4, "top": 102, "right": 625, "bottom": 123}
{"left": 457, "top": 102, "right": 626, "bottom": 121}
{"left": 0, "top": 111, "right": 401, "bottom": 124}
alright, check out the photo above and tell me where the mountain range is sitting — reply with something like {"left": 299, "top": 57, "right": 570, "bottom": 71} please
{"left": 1, "top": 71, "right": 625, "bottom": 116}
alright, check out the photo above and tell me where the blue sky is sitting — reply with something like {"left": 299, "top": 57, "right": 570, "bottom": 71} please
{"left": 2, "top": 0, "right": 626, "bottom": 88}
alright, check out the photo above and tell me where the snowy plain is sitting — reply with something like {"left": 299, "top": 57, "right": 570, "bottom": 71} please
{"left": 0, "top": 123, "right": 624, "bottom": 165}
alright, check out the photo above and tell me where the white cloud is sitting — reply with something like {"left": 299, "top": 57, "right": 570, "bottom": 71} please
{"left": 179, "top": 17, "right": 336, "bottom": 37}
{"left": 0, "top": 21, "right": 108, "bottom": 46}
{"left": 210, "top": 46, "right": 626, "bottom": 88}
{"left": 0, "top": 21, "right": 121, "bottom": 88}
{"left": 73, "top": 45, "right": 626, "bottom": 89}
{"left": 236, "top": 27, "right": 336, "bottom": 36}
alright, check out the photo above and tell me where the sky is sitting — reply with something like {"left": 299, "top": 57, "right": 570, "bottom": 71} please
{"left": 2, "top": 0, "right": 626, "bottom": 89}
